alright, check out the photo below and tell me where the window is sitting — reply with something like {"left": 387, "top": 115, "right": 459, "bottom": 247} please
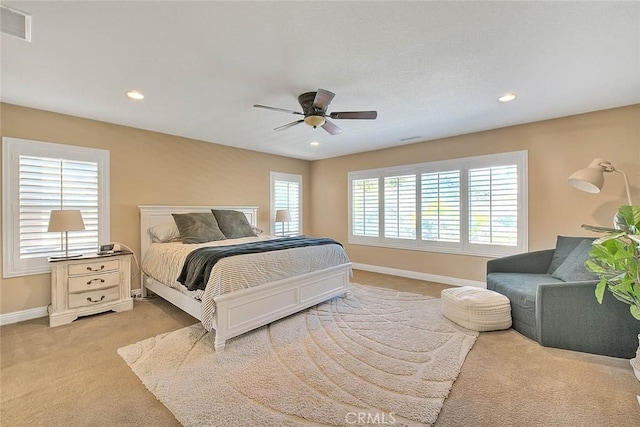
{"left": 270, "top": 172, "right": 302, "bottom": 236}
{"left": 352, "top": 178, "right": 379, "bottom": 237}
{"left": 468, "top": 165, "right": 519, "bottom": 246}
{"left": 2, "top": 137, "right": 110, "bottom": 277}
{"left": 421, "top": 170, "right": 460, "bottom": 242}
{"left": 348, "top": 151, "right": 527, "bottom": 257}
{"left": 384, "top": 175, "right": 416, "bottom": 239}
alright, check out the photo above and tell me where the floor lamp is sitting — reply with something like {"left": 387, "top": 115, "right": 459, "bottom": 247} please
{"left": 48, "top": 209, "right": 85, "bottom": 259}
{"left": 567, "top": 159, "right": 633, "bottom": 205}
{"left": 275, "top": 209, "right": 291, "bottom": 237}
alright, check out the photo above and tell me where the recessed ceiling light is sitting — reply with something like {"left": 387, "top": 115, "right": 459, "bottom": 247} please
{"left": 310, "top": 141, "right": 320, "bottom": 146}
{"left": 126, "top": 90, "right": 144, "bottom": 100}
{"left": 498, "top": 93, "right": 517, "bottom": 103}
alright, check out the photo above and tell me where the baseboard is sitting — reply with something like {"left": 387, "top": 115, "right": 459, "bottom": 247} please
{"left": 0, "top": 305, "right": 48, "bottom": 326}
{"left": 0, "top": 268, "right": 482, "bottom": 326}
{"left": 351, "top": 263, "right": 486, "bottom": 288}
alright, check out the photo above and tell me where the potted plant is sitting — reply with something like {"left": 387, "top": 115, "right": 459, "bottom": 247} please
{"left": 582, "top": 205, "right": 640, "bottom": 380}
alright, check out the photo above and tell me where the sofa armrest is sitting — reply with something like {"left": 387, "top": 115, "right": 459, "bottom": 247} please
{"left": 536, "top": 281, "right": 640, "bottom": 358}
{"left": 486, "top": 249, "right": 554, "bottom": 275}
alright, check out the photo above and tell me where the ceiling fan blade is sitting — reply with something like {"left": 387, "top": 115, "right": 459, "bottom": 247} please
{"left": 321, "top": 119, "right": 342, "bottom": 135}
{"left": 313, "top": 89, "right": 335, "bottom": 111}
{"left": 274, "top": 119, "right": 304, "bottom": 131}
{"left": 330, "top": 111, "right": 378, "bottom": 120}
{"left": 254, "top": 104, "right": 303, "bottom": 115}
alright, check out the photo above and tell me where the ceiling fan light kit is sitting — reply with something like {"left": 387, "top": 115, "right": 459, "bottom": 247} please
{"left": 304, "top": 115, "right": 326, "bottom": 128}
{"left": 254, "top": 88, "right": 377, "bottom": 135}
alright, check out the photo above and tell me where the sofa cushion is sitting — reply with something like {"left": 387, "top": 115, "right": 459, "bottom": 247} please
{"left": 487, "top": 272, "right": 565, "bottom": 341}
{"left": 551, "top": 239, "right": 599, "bottom": 282}
{"left": 547, "top": 236, "right": 595, "bottom": 274}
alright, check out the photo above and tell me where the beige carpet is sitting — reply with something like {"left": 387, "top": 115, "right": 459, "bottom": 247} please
{"left": 118, "top": 283, "right": 478, "bottom": 426}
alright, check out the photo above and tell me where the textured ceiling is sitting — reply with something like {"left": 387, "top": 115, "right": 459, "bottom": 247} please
{"left": 2, "top": 1, "right": 639, "bottom": 160}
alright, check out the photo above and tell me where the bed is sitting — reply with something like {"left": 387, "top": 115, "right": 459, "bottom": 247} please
{"left": 139, "top": 205, "right": 352, "bottom": 352}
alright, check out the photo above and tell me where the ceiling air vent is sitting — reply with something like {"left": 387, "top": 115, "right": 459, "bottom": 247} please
{"left": 1, "top": 4, "right": 31, "bottom": 42}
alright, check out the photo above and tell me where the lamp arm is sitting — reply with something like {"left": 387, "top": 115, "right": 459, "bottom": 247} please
{"left": 612, "top": 169, "right": 633, "bottom": 205}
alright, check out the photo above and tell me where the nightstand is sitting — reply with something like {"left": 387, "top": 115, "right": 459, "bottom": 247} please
{"left": 48, "top": 252, "right": 134, "bottom": 327}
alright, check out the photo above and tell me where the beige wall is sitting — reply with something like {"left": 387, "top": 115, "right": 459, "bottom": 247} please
{"left": 0, "top": 103, "right": 310, "bottom": 314}
{"left": 1, "top": 103, "right": 639, "bottom": 316}
{"left": 311, "top": 105, "right": 640, "bottom": 282}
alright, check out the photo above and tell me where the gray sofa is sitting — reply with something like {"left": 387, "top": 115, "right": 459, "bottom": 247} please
{"left": 487, "top": 236, "right": 640, "bottom": 359}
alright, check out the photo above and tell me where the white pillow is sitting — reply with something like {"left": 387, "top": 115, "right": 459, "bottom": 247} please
{"left": 148, "top": 222, "right": 181, "bottom": 243}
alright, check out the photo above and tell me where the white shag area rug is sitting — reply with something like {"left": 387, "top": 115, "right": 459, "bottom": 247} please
{"left": 118, "top": 283, "right": 478, "bottom": 426}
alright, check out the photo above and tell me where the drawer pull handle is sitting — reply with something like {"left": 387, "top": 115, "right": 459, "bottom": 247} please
{"left": 86, "top": 278, "right": 105, "bottom": 285}
{"left": 87, "top": 265, "right": 105, "bottom": 272}
{"left": 87, "top": 295, "right": 106, "bottom": 303}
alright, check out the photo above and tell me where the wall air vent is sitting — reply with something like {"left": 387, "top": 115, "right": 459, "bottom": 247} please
{"left": 1, "top": 4, "right": 31, "bottom": 42}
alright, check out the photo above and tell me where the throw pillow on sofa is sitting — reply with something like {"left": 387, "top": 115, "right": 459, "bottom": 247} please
{"left": 551, "top": 239, "right": 599, "bottom": 282}
{"left": 547, "top": 236, "right": 595, "bottom": 274}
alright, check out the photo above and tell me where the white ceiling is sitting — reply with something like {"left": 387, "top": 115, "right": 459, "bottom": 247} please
{"left": 2, "top": 1, "right": 639, "bottom": 161}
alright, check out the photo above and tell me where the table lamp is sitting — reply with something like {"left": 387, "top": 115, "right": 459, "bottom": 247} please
{"left": 48, "top": 209, "right": 85, "bottom": 258}
{"left": 275, "top": 209, "right": 291, "bottom": 236}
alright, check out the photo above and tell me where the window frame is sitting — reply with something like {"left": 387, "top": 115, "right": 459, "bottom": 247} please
{"left": 348, "top": 151, "right": 528, "bottom": 257}
{"left": 270, "top": 171, "right": 303, "bottom": 236}
{"left": 2, "top": 137, "right": 110, "bottom": 278}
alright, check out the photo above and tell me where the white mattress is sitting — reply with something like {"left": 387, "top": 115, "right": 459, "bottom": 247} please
{"left": 142, "top": 235, "right": 351, "bottom": 330}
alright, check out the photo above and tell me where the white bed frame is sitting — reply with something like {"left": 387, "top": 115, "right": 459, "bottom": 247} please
{"left": 139, "top": 205, "right": 351, "bottom": 352}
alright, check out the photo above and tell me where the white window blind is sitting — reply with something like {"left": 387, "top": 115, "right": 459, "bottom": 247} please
{"left": 421, "top": 170, "right": 460, "bottom": 242}
{"left": 384, "top": 175, "right": 416, "bottom": 239}
{"left": 3, "top": 137, "right": 110, "bottom": 277}
{"left": 270, "top": 172, "right": 302, "bottom": 236}
{"left": 19, "top": 156, "right": 99, "bottom": 258}
{"left": 468, "top": 165, "right": 518, "bottom": 246}
{"left": 348, "top": 151, "right": 527, "bottom": 257}
{"left": 351, "top": 178, "right": 379, "bottom": 237}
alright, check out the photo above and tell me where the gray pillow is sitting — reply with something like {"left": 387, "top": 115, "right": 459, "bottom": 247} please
{"left": 171, "top": 212, "right": 226, "bottom": 244}
{"left": 551, "top": 239, "right": 599, "bottom": 282}
{"left": 547, "top": 236, "right": 595, "bottom": 274}
{"left": 211, "top": 209, "right": 256, "bottom": 239}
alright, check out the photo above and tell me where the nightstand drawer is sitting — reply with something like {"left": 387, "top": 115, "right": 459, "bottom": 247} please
{"left": 68, "top": 259, "right": 119, "bottom": 276}
{"left": 68, "top": 286, "right": 119, "bottom": 309}
{"left": 68, "top": 271, "right": 120, "bottom": 293}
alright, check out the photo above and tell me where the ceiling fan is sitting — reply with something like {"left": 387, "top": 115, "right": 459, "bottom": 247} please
{"left": 253, "top": 89, "right": 377, "bottom": 135}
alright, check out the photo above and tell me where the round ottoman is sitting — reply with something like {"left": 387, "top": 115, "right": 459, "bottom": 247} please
{"left": 441, "top": 286, "right": 512, "bottom": 332}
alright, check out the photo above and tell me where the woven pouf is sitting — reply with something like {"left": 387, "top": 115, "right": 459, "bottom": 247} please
{"left": 441, "top": 286, "right": 512, "bottom": 332}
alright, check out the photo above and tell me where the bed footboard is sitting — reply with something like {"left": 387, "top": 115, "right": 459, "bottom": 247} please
{"left": 212, "top": 263, "right": 351, "bottom": 352}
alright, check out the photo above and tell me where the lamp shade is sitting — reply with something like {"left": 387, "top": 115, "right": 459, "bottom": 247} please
{"left": 567, "top": 158, "right": 607, "bottom": 194}
{"left": 275, "top": 209, "right": 291, "bottom": 222}
{"left": 48, "top": 210, "right": 85, "bottom": 232}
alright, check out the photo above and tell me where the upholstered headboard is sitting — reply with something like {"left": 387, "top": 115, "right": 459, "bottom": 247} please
{"left": 138, "top": 205, "right": 258, "bottom": 259}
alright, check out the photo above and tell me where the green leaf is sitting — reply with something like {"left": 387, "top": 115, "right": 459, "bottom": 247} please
{"left": 630, "top": 304, "right": 640, "bottom": 321}
{"left": 616, "top": 205, "right": 640, "bottom": 231}
{"left": 595, "top": 278, "right": 607, "bottom": 304}
{"left": 585, "top": 259, "right": 604, "bottom": 273}
{"left": 593, "top": 232, "right": 627, "bottom": 245}
{"left": 582, "top": 224, "right": 617, "bottom": 233}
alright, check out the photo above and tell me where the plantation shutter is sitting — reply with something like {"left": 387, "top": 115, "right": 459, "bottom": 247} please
{"left": 19, "top": 155, "right": 99, "bottom": 258}
{"left": 468, "top": 165, "right": 519, "bottom": 246}
{"left": 421, "top": 170, "right": 460, "bottom": 242}
{"left": 384, "top": 174, "right": 416, "bottom": 239}
{"left": 273, "top": 178, "right": 300, "bottom": 236}
{"left": 352, "top": 178, "right": 379, "bottom": 237}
